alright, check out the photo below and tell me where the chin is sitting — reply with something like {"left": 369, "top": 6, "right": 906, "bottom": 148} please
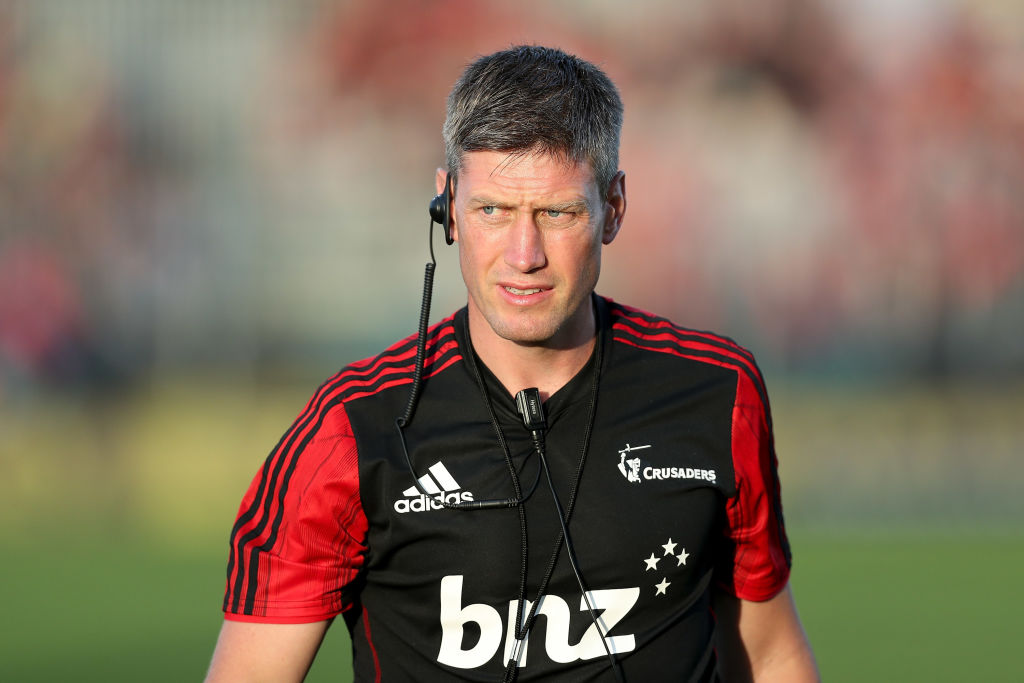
{"left": 488, "top": 315, "right": 561, "bottom": 346}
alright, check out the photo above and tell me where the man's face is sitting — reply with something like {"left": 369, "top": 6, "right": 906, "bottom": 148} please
{"left": 439, "top": 150, "right": 624, "bottom": 349}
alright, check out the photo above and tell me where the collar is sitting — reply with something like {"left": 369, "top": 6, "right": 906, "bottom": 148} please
{"left": 453, "top": 294, "right": 611, "bottom": 427}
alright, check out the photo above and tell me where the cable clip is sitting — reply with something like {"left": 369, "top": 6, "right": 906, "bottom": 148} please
{"left": 515, "top": 388, "right": 547, "bottom": 432}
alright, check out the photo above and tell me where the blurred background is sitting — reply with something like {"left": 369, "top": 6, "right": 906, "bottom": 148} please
{"left": 1, "top": 0, "right": 1021, "bottom": 680}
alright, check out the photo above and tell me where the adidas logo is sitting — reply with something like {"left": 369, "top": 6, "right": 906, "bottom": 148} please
{"left": 394, "top": 462, "right": 474, "bottom": 513}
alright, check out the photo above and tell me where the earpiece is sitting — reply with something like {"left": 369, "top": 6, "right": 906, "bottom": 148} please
{"left": 428, "top": 172, "right": 454, "bottom": 245}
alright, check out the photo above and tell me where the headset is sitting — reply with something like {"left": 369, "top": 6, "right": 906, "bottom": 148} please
{"left": 392, "top": 173, "right": 625, "bottom": 682}
{"left": 427, "top": 172, "right": 454, "bottom": 245}
{"left": 395, "top": 171, "right": 538, "bottom": 512}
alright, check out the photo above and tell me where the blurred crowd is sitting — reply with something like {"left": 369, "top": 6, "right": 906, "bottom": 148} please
{"left": 1, "top": 0, "right": 1022, "bottom": 398}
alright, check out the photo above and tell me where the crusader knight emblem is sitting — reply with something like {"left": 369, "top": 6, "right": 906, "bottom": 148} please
{"left": 617, "top": 443, "right": 650, "bottom": 483}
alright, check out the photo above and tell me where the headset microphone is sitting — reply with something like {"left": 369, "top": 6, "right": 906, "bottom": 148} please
{"left": 394, "top": 172, "right": 537, "bottom": 511}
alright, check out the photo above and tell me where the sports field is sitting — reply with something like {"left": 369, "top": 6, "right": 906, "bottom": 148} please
{"left": 2, "top": 378, "right": 1021, "bottom": 681}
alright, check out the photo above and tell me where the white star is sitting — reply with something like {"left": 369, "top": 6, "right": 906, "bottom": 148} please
{"left": 676, "top": 548, "right": 690, "bottom": 566}
{"left": 662, "top": 538, "right": 677, "bottom": 556}
{"left": 644, "top": 553, "right": 661, "bottom": 571}
{"left": 655, "top": 577, "right": 671, "bottom": 596}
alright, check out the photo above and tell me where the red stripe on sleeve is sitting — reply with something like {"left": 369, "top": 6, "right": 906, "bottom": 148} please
{"left": 224, "top": 317, "right": 461, "bottom": 618}
{"left": 227, "top": 403, "right": 369, "bottom": 622}
{"left": 722, "top": 368, "right": 790, "bottom": 601}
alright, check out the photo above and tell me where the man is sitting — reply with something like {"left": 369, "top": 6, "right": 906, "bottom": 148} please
{"left": 206, "top": 45, "right": 819, "bottom": 682}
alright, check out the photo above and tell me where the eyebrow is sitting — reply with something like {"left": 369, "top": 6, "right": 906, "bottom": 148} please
{"left": 466, "top": 196, "right": 514, "bottom": 209}
{"left": 465, "top": 197, "right": 591, "bottom": 213}
{"left": 542, "top": 200, "right": 590, "bottom": 213}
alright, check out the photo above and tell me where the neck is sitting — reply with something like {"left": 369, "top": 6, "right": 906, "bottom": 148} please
{"left": 467, "top": 303, "right": 597, "bottom": 401}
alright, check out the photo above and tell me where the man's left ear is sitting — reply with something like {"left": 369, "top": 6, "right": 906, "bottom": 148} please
{"left": 601, "top": 171, "right": 626, "bottom": 245}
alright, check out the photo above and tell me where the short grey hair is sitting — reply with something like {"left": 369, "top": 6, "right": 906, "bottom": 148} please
{"left": 443, "top": 45, "right": 623, "bottom": 199}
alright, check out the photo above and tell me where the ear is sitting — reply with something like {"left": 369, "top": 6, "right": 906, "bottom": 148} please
{"left": 601, "top": 171, "right": 626, "bottom": 245}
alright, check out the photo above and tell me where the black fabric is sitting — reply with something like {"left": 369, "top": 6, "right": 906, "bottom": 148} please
{"left": 343, "top": 297, "right": 741, "bottom": 681}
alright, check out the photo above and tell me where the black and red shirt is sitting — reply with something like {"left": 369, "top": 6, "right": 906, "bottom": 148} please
{"left": 222, "top": 296, "right": 791, "bottom": 681}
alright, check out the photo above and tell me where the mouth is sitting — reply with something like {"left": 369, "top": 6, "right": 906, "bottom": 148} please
{"left": 503, "top": 286, "right": 545, "bottom": 296}
{"left": 498, "top": 284, "right": 552, "bottom": 306}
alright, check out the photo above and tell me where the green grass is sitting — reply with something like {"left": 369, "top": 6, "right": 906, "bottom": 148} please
{"left": 792, "top": 529, "right": 1024, "bottom": 682}
{"left": 0, "top": 531, "right": 351, "bottom": 683}
{"left": 3, "top": 528, "right": 1021, "bottom": 682}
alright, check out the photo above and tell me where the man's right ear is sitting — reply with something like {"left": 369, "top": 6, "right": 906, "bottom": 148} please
{"left": 430, "top": 168, "right": 455, "bottom": 245}
{"left": 601, "top": 170, "right": 626, "bottom": 245}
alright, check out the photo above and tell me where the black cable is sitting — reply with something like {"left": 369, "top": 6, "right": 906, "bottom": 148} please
{"left": 503, "top": 323, "right": 614, "bottom": 681}
{"left": 534, "top": 429, "right": 625, "bottom": 683}
{"left": 395, "top": 218, "right": 438, "bottom": 430}
{"left": 395, "top": 220, "right": 537, "bottom": 511}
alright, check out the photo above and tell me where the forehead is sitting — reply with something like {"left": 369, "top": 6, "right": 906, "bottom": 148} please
{"left": 457, "top": 150, "right": 597, "bottom": 199}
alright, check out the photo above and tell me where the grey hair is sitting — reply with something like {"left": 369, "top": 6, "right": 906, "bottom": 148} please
{"left": 443, "top": 45, "right": 623, "bottom": 199}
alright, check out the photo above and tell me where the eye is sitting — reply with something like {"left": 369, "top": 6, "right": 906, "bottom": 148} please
{"left": 482, "top": 206, "right": 496, "bottom": 215}
{"left": 537, "top": 208, "right": 577, "bottom": 227}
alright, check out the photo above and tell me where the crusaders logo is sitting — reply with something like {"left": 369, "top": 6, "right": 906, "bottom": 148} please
{"left": 616, "top": 444, "right": 650, "bottom": 483}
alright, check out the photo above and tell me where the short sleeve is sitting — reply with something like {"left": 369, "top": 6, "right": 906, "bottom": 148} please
{"left": 716, "top": 367, "right": 792, "bottom": 602}
{"left": 222, "top": 399, "right": 368, "bottom": 623}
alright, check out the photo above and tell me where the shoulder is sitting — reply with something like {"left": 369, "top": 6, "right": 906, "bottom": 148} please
{"left": 603, "top": 298, "right": 772, "bottom": 422}
{"left": 605, "top": 299, "right": 758, "bottom": 370}
{"left": 267, "top": 312, "right": 462, "bottom": 457}
{"left": 314, "top": 311, "right": 463, "bottom": 411}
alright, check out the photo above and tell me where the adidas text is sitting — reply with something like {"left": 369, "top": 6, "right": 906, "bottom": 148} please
{"left": 394, "top": 491, "right": 474, "bottom": 513}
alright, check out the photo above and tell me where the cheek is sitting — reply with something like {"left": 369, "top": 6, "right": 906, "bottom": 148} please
{"left": 583, "top": 248, "right": 602, "bottom": 286}
{"left": 561, "top": 236, "right": 603, "bottom": 282}
{"left": 457, "top": 239, "right": 490, "bottom": 286}
{"left": 461, "top": 230, "right": 506, "bottom": 266}
{"left": 457, "top": 244, "right": 474, "bottom": 283}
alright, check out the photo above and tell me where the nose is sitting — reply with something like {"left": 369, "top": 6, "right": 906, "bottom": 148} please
{"left": 504, "top": 213, "right": 546, "bottom": 273}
